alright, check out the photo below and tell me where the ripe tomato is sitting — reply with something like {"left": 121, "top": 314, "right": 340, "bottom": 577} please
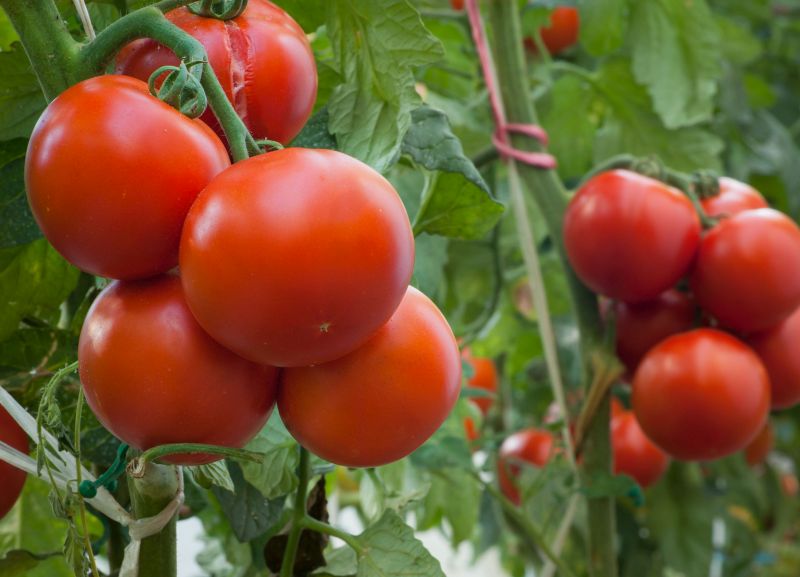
{"left": 633, "top": 329, "right": 770, "bottom": 461}
{"left": 782, "top": 473, "right": 799, "bottom": 497}
{"left": 79, "top": 275, "right": 277, "bottom": 465}
{"left": 180, "top": 148, "right": 414, "bottom": 367}
{"left": 497, "top": 429, "right": 554, "bottom": 505}
{"left": 0, "top": 406, "right": 28, "bottom": 519}
{"left": 464, "top": 417, "right": 479, "bottom": 442}
{"left": 749, "top": 307, "right": 800, "bottom": 409}
{"left": 690, "top": 209, "right": 800, "bottom": 332}
{"left": 744, "top": 421, "right": 773, "bottom": 467}
{"left": 611, "top": 410, "right": 669, "bottom": 488}
{"left": 278, "top": 287, "right": 461, "bottom": 467}
{"left": 563, "top": 170, "right": 700, "bottom": 302}
{"left": 26, "top": 75, "right": 229, "bottom": 280}
{"left": 450, "top": 0, "right": 464, "bottom": 9}
{"left": 539, "top": 7, "right": 580, "bottom": 55}
{"left": 116, "top": 0, "right": 316, "bottom": 145}
{"left": 611, "top": 290, "right": 696, "bottom": 375}
{"left": 462, "top": 348, "right": 498, "bottom": 415}
{"left": 701, "top": 177, "right": 767, "bottom": 218}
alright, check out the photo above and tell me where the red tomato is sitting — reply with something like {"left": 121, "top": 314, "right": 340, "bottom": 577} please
{"left": 612, "top": 290, "right": 696, "bottom": 375}
{"left": 539, "top": 7, "right": 580, "bottom": 55}
{"left": 0, "top": 406, "right": 28, "bottom": 519}
{"left": 116, "top": 0, "right": 316, "bottom": 145}
{"left": 781, "top": 473, "right": 799, "bottom": 497}
{"left": 744, "top": 421, "right": 773, "bottom": 467}
{"left": 25, "top": 75, "right": 229, "bottom": 280}
{"left": 462, "top": 348, "right": 498, "bottom": 415}
{"left": 701, "top": 177, "right": 767, "bottom": 218}
{"left": 749, "top": 307, "right": 800, "bottom": 409}
{"left": 180, "top": 148, "right": 414, "bottom": 367}
{"left": 690, "top": 209, "right": 800, "bottom": 332}
{"left": 450, "top": 0, "right": 464, "bottom": 9}
{"left": 464, "top": 417, "right": 479, "bottom": 442}
{"left": 633, "top": 329, "right": 770, "bottom": 461}
{"left": 563, "top": 170, "right": 700, "bottom": 302}
{"left": 79, "top": 275, "right": 277, "bottom": 465}
{"left": 497, "top": 429, "right": 554, "bottom": 505}
{"left": 278, "top": 287, "right": 461, "bottom": 467}
{"left": 610, "top": 397, "right": 626, "bottom": 418}
{"left": 612, "top": 410, "right": 669, "bottom": 488}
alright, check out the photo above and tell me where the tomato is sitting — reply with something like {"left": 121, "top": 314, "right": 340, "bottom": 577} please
{"left": 25, "top": 75, "right": 229, "bottom": 280}
{"left": 278, "top": 287, "right": 461, "bottom": 468}
{"left": 612, "top": 290, "right": 696, "bottom": 375}
{"left": 497, "top": 428, "right": 554, "bottom": 505}
{"left": 632, "top": 329, "right": 770, "bottom": 461}
{"left": 563, "top": 170, "right": 701, "bottom": 302}
{"left": 116, "top": 0, "right": 316, "bottom": 145}
{"left": 462, "top": 348, "right": 498, "bottom": 415}
{"left": 180, "top": 148, "right": 414, "bottom": 367}
{"left": 611, "top": 410, "right": 669, "bottom": 488}
{"left": 610, "top": 397, "right": 626, "bottom": 418}
{"left": 79, "top": 275, "right": 277, "bottom": 465}
{"left": 749, "top": 307, "right": 800, "bottom": 409}
{"left": 701, "top": 177, "right": 767, "bottom": 218}
{"left": 539, "top": 7, "right": 580, "bottom": 55}
{"left": 450, "top": 0, "right": 464, "bottom": 9}
{"left": 744, "top": 421, "right": 773, "bottom": 467}
{"left": 781, "top": 473, "right": 799, "bottom": 497}
{"left": 464, "top": 417, "right": 479, "bottom": 442}
{"left": 0, "top": 406, "right": 28, "bottom": 519}
{"left": 690, "top": 209, "right": 800, "bottom": 332}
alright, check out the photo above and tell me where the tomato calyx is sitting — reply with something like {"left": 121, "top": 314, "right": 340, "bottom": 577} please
{"left": 147, "top": 60, "right": 208, "bottom": 119}
{"left": 188, "top": 0, "right": 248, "bottom": 20}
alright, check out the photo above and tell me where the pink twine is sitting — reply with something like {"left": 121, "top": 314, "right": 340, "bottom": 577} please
{"left": 465, "top": 0, "right": 557, "bottom": 169}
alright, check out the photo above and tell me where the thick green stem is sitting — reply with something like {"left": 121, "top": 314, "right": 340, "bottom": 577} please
{"left": 0, "top": 0, "right": 81, "bottom": 101}
{"left": 279, "top": 448, "right": 311, "bottom": 577}
{"left": 138, "top": 443, "right": 262, "bottom": 465}
{"left": 487, "top": 2, "right": 616, "bottom": 576}
{"left": 128, "top": 463, "right": 179, "bottom": 577}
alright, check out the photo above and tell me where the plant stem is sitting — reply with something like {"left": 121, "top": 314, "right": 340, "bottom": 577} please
{"left": 301, "top": 517, "right": 365, "bottom": 555}
{"left": 279, "top": 448, "right": 311, "bottom": 577}
{"left": 137, "top": 443, "right": 262, "bottom": 465}
{"left": 128, "top": 462, "right": 179, "bottom": 577}
{"left": 486, "top": 2, "right": 617, "bottom": 576}
{"left": 0, "top": 0, "right": 81, "bottom": 101}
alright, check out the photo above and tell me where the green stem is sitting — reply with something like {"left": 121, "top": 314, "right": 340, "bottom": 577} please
{"left": 301, "top": 517, "right": 365, "bottom": 555}
{"left": 486, "top": 2, "right": 616, "bottom": 576}
{"left": 0, "top": 0, "right": 81, "bottom": 101}
{"left": 128, "top": 462, "right": 179, "bottom": 577}
{"left": 137, "top": 443, "right": 263, "bottom": 465}
{"left": 74, "top": 389, "right": 100, "bottom": 577}
{"left": 279, "top": 448, "right": 311, "bottom": 577}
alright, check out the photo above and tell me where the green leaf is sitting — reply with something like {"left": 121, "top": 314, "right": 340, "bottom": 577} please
{"left": 628, "top": 0, "right": 721, "bottom": 129}
{"left": 418, "top": 470, "right": 479, "bottom": 546}
{"left": 410, "top": 434, "right": 472, "bottom": 471}
{"left": 0, "top": 139, "right": 41, "bottom": 248}
{"left": 579, "top": 0, "right": 626, "bottom": 56}
{"left": 410, "top": 233, "right": 448, "bottom": 297}
{"left": 402, "top": 106, "right": 504, "bottom": 239}
{"left": 0, "top": 239, "right": 79, "bottom": 342}
{"left": 0, "top": 44, "right": 46, "bottom": 141}
{"left": 327, "top": 0, "right": 444, "bottom": 172}
{"left": 715, "top": 15, "right": 762, "bottom": 66}
{"left": 593, "top": 58, "right": 724, "bottom": 172}
{"left": 212, "top": 462, "right": 286, "bottom": 542}
{"left": 355, "top": 510, "right": 445, "bottom": 577}
{"left": 192, "top": 460, "right": 235, "bottom": 493}
{"left": 269, "top": 0, "right": 328, "bottom": 31}
{"left": 291, "top": 107, "right": 337, "bottom": 150}
{"left": 240, "top": 413, "right": 299, "bottom": 499}
{"left": 314, "top": 546, "right": 357, "bottom": 577}
{"left": 0, "top": 328, "right": 61, "bottom": 371}
{"left": 0, "top": 549, "right": 59, "bottom": 576}
{"left": 0, "top": 12, "right": 19, "bottom": 50}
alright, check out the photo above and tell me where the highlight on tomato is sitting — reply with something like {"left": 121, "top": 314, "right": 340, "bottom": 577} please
{"left": 497, "top": 428, "right": 555, "bottom": 505}
{"left": 79, "top": 275, "right": 278, "bottom": 465}
{"left": 0, "top": 405, "right": 28, "bottom": 519}
{"left": 277, "top": 287, "right": 461, "bottom": 468}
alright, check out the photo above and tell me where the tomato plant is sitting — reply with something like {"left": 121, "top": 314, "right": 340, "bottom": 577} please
{"left": 691, "top": 208, "right": 800, "bottom": 332}
{"left": 564, "top": 170, "right": 701, "bottom": 302}
{"left": 633, "top": 329, "right": 770, "bottom": 461}
{"left": 749, "top": 306, "right": 800, "bottom": 409}
{"left": 278, "top": 287, "right": 460, "bottom": 467}
{"left": 701, "top": 177, "right": 767, "bottom": 218}
{"left": 611, "top": 410, "right": 669, "bottom": 488}
{"left": 497, "top": 428, "right": 555, "bottom": 505}
{"left": 116, "top": 0, "right": 317, "bottom": 145}
{"left": 180, "top": 147, "right": 415, "bottom": 367}
{"left": 79, "top": 275, "right": 278, "bottom": 465}
{"left": 538, "top": 7, "right": 580, "bottom": 55}
{"left": 0, "top": 406, "right": 27, "bottom": 519}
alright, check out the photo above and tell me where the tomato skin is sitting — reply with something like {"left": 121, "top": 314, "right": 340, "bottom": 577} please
{"left": 632, "top": 329, "right": 770, "bottom": 461}
{"left": 79, "top": 275, "right": 278, "bottom": 466}
{"left": 116, "top": 0, "right": 316, "bottom": 145}
{"left": 690, "top": 209, "right": 800, "bottom": 332}
{"left": 450, "top": 0, "right": 464, "bottom": 9}
{"left": 497, "top": 429, "right": 554, "bottom": 505}
{"left": 539, "top": 7, "right": 580, "bottom": 55}
{"left": 701, "top": 177, "right": 767, "bottom": 218}
{"left": 744, "top": 421, "right": 773, "bottom": 467}
{"left": 278, "top": 287, "right": 461, "bottom": 468}
{"left": 0, "top": 406, "right": 28, "bottom": 519}
{"left": 462, "top": 349, "right": 498, "bottom": 415}
{"left": 611, "top": 410, "right": 669, "bottom": 488}
{"left": 749, "top": 307, "right": 800, "bottom": 409}
{"left": 180, "top": 148, "right": 414, "bottom": 368}
{"left": 464, "top": 417, "right": 479, "bottom": 442}
{"left": 25, "top": 75, "right": 229, "bottom": 280}
{"left": 612, "top": 290, "right": 696, "bottom": 375}
{"left": 563, "top": 170, "right": 701, "bottom": 302}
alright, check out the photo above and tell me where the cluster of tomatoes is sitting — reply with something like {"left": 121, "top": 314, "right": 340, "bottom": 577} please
{"left": 14, "top": 0, "right": 462, "bottom": 480}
